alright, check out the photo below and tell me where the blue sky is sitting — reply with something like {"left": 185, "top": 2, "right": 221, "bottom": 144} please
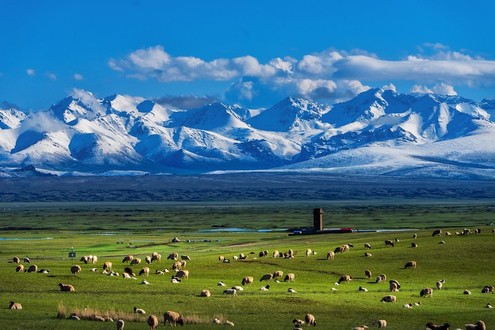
{"left": 2, "top": 0, "right": 495, "bottom": 110}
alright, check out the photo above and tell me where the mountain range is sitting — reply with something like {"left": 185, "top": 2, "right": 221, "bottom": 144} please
{"left": 1, "top": 88, "right": 495, "bottom": 179}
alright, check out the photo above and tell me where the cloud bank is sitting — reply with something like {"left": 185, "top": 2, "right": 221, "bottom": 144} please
{"left": 109, "top": 45, "right": 495, "bottom": 106}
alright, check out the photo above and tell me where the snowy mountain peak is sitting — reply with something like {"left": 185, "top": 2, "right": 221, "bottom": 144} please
{"left": 0, "top": 104, "right": 26, "bottom": 129}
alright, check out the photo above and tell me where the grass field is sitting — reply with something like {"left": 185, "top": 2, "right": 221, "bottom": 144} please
{"left": 1, "top": 202, "right": 494, "bottom": 329}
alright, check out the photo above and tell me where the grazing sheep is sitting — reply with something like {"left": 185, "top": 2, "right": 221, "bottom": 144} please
{"left": 70, "top": 313, "right": 80, "bottom": 320}
{"left": 436, "top": 279, "right": 445, "bottom": 290}
{"left": 239, "top": 253, "right": 247, "bottom": 260}
{"left": 260, "top": 285, "right": 270, "bottom": 291}
{"left": 481, "top": 285, "right": 494, "bottom": 293}
{"left": 59, "top": 283, "right": 75, "bottom": 292}
{"left": 13, "top": 256, "right": 20, "bottom": 264}
{"left": 293, "top": 318, "right": 305, "bottom": 326}
{"left": 171, "top": 236, "right": 180, "bottom": 243}
{"left": 241, "top": 276, "right": 254, "bottom": 285}
{"left": 432, "top": 229, "right": 442, "bottom": 237}
{"left": 365, "top": 269, "right": 372, "bottom": 279}
{"left": 181, "top": 255, "right": 191, "bottom": 260}
{"left": 425, "top": 322, "right": 450, "bottom": 330}
{"left": 259, "top": 250, "right": 268, "bottom": 257}
{"left": 326, "top": 251, "right": 335, "bottom": 260}
{"left": 122, "top": 255, "right": 134, "bottom": 263}
{"left": 218, "top": 255, "right": 225, "bottom": 262}
{"left": 167, "top": 252, "right": 178, "bottom": 260}
{"left": 38, "top": 268, "right": 49, "bottom": 274}
{"left": 465, "top": 320, "right": 486, "bottom": 330}
{"left": 272, "top": 250, "right": 280, "bottom": 258}
{"left": 287, "top": 287, "right": 296, "bottom": 293}
{"left": 384, "top": 240, "right": 395, "bottom": 247}
{"left": 404, "top": 260, "right": 417, "bottom": 269}
{"left": 151, "top": 252, "right": 161, "bottom": 262}
{"left": 411, "top": 242, "right": 418, "bottom": 248}
{"left": 232, "top": 285, "right": 243, "bottom": 291}
{"left": 376, "top": 319, "right": 387, "bottom": 328}
{"left": 171, "top": 277, "right": 181, "bottom": 284}
{"left": 353, "top": 326, "right": 369, "bottom": 330}
{"left": 413, "top": 233, "right": 418, "bottom": 239}
{"left": 364, "top": 243, "right": 372, "bottom": 249}
{"left": 260, "top": 273, "right": 273, "bottom": 282}
{"left": 486, "top": 303, "right": 493, "bottom": 309}
{"left": 224, "top": 320, "right": 235, "bottom": 326}
{"left": 223, "top": 288, "right": 237, "bottom": 296}
{"left": 359, "top": 286, "right": 368, "bottom": 292}
{"left": 102, "top": 261, "right": 112, "bottom": 271}
{"left": 389, "top": 280, "right": 400, "bottom": 292}
{"left": 23, "top": 257, "right": 30, "bottom": 263}
{"left": 134, "top": 307, "right": 146, "bottom": 314}
{"left": 200, "top": 289, "right": 211, "bottom": 297}
{"left": 116, "top": 319, "right": 125, "bottom": 330}
{"left": 9, "top": 301, "right": 22, "bottom": 310}
{"left": 145, "top": 256, "right": 152, "bottom": 264}
{"left": 70, "top": 265, "right": 81, "bottom": 275}
{"left": 27, "top": 264, "right": 38, "bottom": 273}
{"left": 172, "top": 261, "right": 182, "bottom": 271}
{"left": 273, "top": 270, "right": 284, "bottom": 278}
{"left": 284, "top": 273, "right": 295, "bottom": 282}
{"left": 364, "top": 252, "right": 372, "bottom": 257}
{"left": 334, "top": 244, "right": 350, "bottom": 253}
{"left": 141, "top": 279, "right": 150, "bottom": 285}
{"left": 463, "top": 289, "right": 471, "bottom": 295}
{"left": 338, "top": 274, "right": 352, "bottom": 284}
{"left": 475, "top": 228, "right": 481, "bottom": 234}
{"left": 305, "top": 248, "right": 312, "bottom": 256}
{"left": 147, "top": 315, "right": 159, "bottom": 330}
{"left": 139, "top": 267, "right": 150, "bottom": 276}
{"left": 492, "top": 229, "right": 495, "bottom": 234}
{"left": 420, "top": 287, "right": 433, "bottom": 298}
{"left": 16, "top": 264, "right": 24, "bottom": 272}
{"left": 380, "top": 295, "right": 397, "bottom": 303}
{"left": 130, "top": 257, "right": 141, "bottom": 266}
{"left": 304, "top": 313, "right": 316, "bottom": 327}
{"left": 124, "top": 267, "right": 135, "bottom": 277}
{"left": 175, "top": 270, "right": 189, "bottom": 279}
{"left": 462, "top": 228, "right": 472, "bottom": 235}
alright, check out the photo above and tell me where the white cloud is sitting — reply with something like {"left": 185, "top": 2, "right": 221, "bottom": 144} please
{"left": 382, "top": 83, "right": 397, "bottom": 92}
{"left": 411, "top": 84, "right": 433, "bottom": 94}
{"left": 411, "top": 83, "right": 457, "bottom": 96}
{"left": 46, "top": 72, "right": 57, "bottom": 80}
{"left": 109, "top": 45, "right": 495, "bottom": 106}
{"left": 73, "top": 73, "right": 84, "bottom": 81}
{"left": 26, "top": 68, "right": 35, "bottom": 76}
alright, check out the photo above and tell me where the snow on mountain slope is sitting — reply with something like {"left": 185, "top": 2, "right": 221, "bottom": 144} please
{"left": 1, "top": 89, "right": 495, "bottom": 177}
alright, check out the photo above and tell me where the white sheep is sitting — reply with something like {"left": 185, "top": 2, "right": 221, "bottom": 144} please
{"left": 70, "top": 265, "right": 81, "bottom": 275}
{"left": 364, "top": 243, "right": 372, "bottom": 249}
{"left": 200, "top": 289, "right": 211, "bottom": 297}
{"left": 130, "top": 257, "right": 141, "bottom": 266}
{"left": 432, "top": 229, "right": 442, "bottom": 237}
{"left": 27, "top": 264, "right": 38, "bottom": 273}
{"left": 122, "top": 255, "right": 134, "bottom": 263}
{"left": 273, "top": 270, "right": 284, "bottom": 278}
{"left": 404, "top": 260, "right": 416, "bottom": 269}
{"left": 164, "top": 310, "right": 184, "bottom": 326}
{"left": 260, "top": 273, "right": 273, "bottom": 282}
{"left": 384, "top": 240, "right": 394, "bottom": 247}
{"left": 304, "top": 313, "right": 316, "bottom": 326}
{"left": 116, "top": 319, "right": 125, "bottom": 330}
{"left": 139, "top": 267, "right": 150, "bottom": 276}
{"left": 175, "top": 270, "right": 189, "bottom": 279}
{"left": 147, "top": 315, "right": 159, "bottom": 330}
{"left": 12, "top": 256, "right": 20, "bottom": 264}
{"left": 389, "top": 280, "right": 401, "bottom": 292}
{"left": 337, "top": 274, "right": 351, "bottom": 284}
{"left": 376, "top": 319, "right": 387, "bottom": 328}
{"left": 134, "top": 306, "right": 146, "bottom": 314}
{"left": 436, "top": 279, "right": 445, "bottom": 290}
{"left": 59, "top": 283, "right": 75, "bottom": 292}
{"left": 16, "top": 264, "right": 24, "bottom": 272}
{"left": 365, "top": 269, "right": 372, "bottom": 279}
{"left": 224, "top": 288, "right": 237, "bottom": 296}
{"left": 326, "top": 251, "right": 335, "bottom": 260}
{"left": 284, "top": 273, "right": 295, "bottom": 282}
{"left": 9, "top": 301, "right": 22, "bottom": 310}
{"left": 224, "top": 320, "right": 235, "bottom": 326}
{"left": 359, "top": 286, "right": 368, "bottom": 292}
{"left": 420, "top": 287, "right": 433, "bottom": 298}
{"left": 102, "top": 261, "right": 112, "bottom": 271}
{"left": 380, "top": 295, "right": 397, "bottom": 303}
{"left": 464, "top": 320, "right": 486, "bottom": 330}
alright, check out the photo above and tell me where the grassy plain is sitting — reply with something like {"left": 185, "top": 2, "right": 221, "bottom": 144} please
{"left": 1, "top": 201, "right": 495, "bottom": 329}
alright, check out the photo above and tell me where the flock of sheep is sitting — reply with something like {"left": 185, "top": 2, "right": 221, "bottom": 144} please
{"left": 6, "top": 227, "right": 494, "bottom": 329}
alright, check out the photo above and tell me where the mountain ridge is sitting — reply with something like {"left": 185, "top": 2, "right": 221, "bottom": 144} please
{"left": 1, "top": 88, "right": 495, "bottom": 179}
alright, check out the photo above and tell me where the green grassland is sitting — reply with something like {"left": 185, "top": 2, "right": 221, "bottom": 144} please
{"left": 0, "top": 202, "right": 495, "bottom": 329}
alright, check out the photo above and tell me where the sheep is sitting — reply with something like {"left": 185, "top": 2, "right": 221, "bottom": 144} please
{"left": 163, "top": 311, "right": 184, "bottom": 326}
{"left": 364, "top": 243, "right": 372, "bottom": 249}
{"left": 286, "top": 249, "right": 295, "bottom": 258}
{"left": 124, "top": 267, "right": 135, "bottom": 277}
{"left": 23, "top": 257, "right": 30, "bottom": 263}
{"left": 492, "top": 228, "right": 495, "bottom": 234}
{"left": 384, "top": 240, "right": 394, "bottom": 247}
{"left": 9, "top": 301, "right": 22, "bottom": 310}
{"left": 259, "top": 250, "right": 268, "bottom": 257}
{"left": 364, "top": 269, "right": 372, "bottom": 279}
{"left": 260, "top": 273, "right": 273, "bottom": 282}
{"left": 242, "top": 276, "right": 254, "bottom": 285}
{"left": 90, "top": 267, "right": 98, "bottom": 272}
{"left": 181, "top": 255, "right": 191, "bottom": 260}
{"left": 13, "top": 256, "right": 20, "bottom": 264}
{"left": 147, "top": 315, "right": 159, "bottom": 330}
{"left": 436, "top": 279, "right": 445, "bottom": 290}
{"left": 420, "top": 287, "right": 433, "bottom": 298}
{"left": 70, "top": 313, "right": 80, "bottom": 320}
{"left": 284, "top": 273, "right": 295, "bottom": 282}
{"left": 16, "top": 264, "right": 24, "bottom": 272}
{"left": 175, "top": 270, "right": 189, "bottom": 279}
{"left": 59, "top": 283, "right": 75, "bottom": 292}
{"left": 475, "top": 228, "right": 481, "bottom": 234}
{"left": 122, "top": 255, "right": 134, "bottom": 263}
{"left": 80, "top": 255, "right": 97, "bottom": 264}
{"left": 224, "top": 320, "right": 235, "bottom": 326}
{"left": 102, "top": 261, "right": 112, "bottom": 271}
{"left": 167, "top": 252, "right": 178, "bottom": 260}
{"left": 200, "top": 289, "right": 211, "bottom": 297}
{"left": 171, "top": 277, "right": 181, "bottom": 284}
{"left": 364, "top": 252, "right": 372, "bottom": 257}
{"left": 337, "top": 274, "right": 352, "bottom": 284}
{"left": 116, "top": 319, "right": 125, "bottom": 330}
{"left": 305, "top": 248, "right": 312, "bottom": 256}
{"left": 353, "top": 326, "right": 369, "bottom": 330}
{"left": 432, "top": 229, "right": 442, "bottom": 237}
{"left": 272, "top": 250, "right": 280, "bottom": 258}
{"left": 218, "top": 255, "right": 225, "bottom": 262}
{"left": 27, "top": 264, "right": 38, "bottom": 273}
{"left": 273, "top": 270, "right": 284, "bottom": 278}
{"left": 462, "top": 228, "right": 472, "bottom": 235}
{"left": 389, "top": 280, "right": 400, "bottom": 292}
{"left": 376, "top": 274, "right": 387, "bottom": 283}
{"left": 425, "top": 322, "right": 450, "bottom": 330}
{"left": 463, "top": 289, "right": 471, "bottom": 295}
{"left": 224, "top": 288, "right": 237, "bottom": 296}
{"left": 404, "top": 260, "right": 417, "bottom": 269}
{"left": 134, "top": 306, "right": 146, "bottom": 314}
{"left": 171, "top": 236, "right": 180, "bottom": 243}
{"left": 334, "top": 244, "right": 349, "bottom": 253}
{"left": 413, "top": 233, "right": 418, "bottom": 239}
{"left": 122, "top": 272, "right": 133, "bottom": 279}
{"left": 260, "top": 285, "right": 270, "bottom": 291}
{"left": 359, "top": 286, "right": 368, "bottom": 292}
{"left": 172, "top": 261, "right": 182, "bottom": 271}
{"left": 481, "top": 285, "right": 494, "bottom": 293}
{"left": 70, "top": 265, "right": 82, "bottom": 275}
{"left": 293, "top": 318, "right": 305, "bottom": 326}
{"left": 465, "top": 320, "right": 486, "bottom": 330}
{"left": 376, "top": 319, "right": 387, "bottom": 328}
{"left": 145, "top": 256, "right": 152, "bottom": 264}
{"left": 139, "top": 267, "right": 150, "bottom": 276}
{"left": 38, "top": 268, "right": 49, "bottom": 274}
{"left": 232, "top": 285, "right": 243, "bottom": 292}
{"left": 380, "top": 295, "right": 397, "bottom": 303}
{"left": 130, "top": 257, "right": 141, "bottom": 266}
{"left": 151, "top": 252, "right": 161, "bottom": 262}
{"left": 411, "top": 242, "right": 418, "bottom": 248}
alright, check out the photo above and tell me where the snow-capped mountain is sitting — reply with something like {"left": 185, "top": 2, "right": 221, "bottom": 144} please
{"left": 1, "top": 88, "right": 495, "bottom": 178}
